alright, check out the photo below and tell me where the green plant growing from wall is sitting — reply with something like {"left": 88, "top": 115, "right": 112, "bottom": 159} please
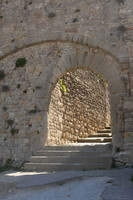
{"left": 117, "top": 25, "right": 126, "bottom": 33}
{"left": 11, "top": 128, "right": 19, "bottom": 135}
{"left": 29, "top": 109, "right": 37, "bottom": 114}
{"left": 29, "top": 106, "right": 39, "bottom": 114}
{"left": 15, "top": 58, "right": 27, "bottom": 68}
{"left": 75, "top": 9, "right": 80, "bottom": 12}
{"left": 72, "top": 18, "right": 78, "bottom": 23}
{"left": 35, "top": 86, "right": 42, "bottom": 89}
{"left": 48, "top": 13, "right": 56, "bottom": 18}
{"left": 0, "top": 70, "right": 6, "bottom": 80}
{"left": 60, "top": 79, "right": 67, "bottom": 93}
{"left": 2, "top": 107, "right": 8, "bottom": 112}
{"left": 96, "top": 73, "right": 108, "bottom": 87}
{"left": 1, "top": 85, "right": 10, "bottom": 92}
{"left": 17, "top": 83, "right": 21, "bottom": 89}
{"left": 115, "top": 147, "right": 121, "bottom": 153}
{"left": 130, "top": 175, "right": 133, "bottom": 182}
{"left": 6, "top": 119, "right": 14, "bottom": 126}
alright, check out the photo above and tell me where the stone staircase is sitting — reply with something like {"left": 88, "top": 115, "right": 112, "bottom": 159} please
{"left": 77, "top": 127, "right": 112, "bottom": 143}
{"left": 25, "top": 127, "right": 112, "bottom": 171}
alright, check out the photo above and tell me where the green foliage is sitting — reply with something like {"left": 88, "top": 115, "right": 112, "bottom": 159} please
{"left": 29, "top": 109, "right": 37, "bottom": 114}
{"left": 17, "top": 83, "right": 21, "bottom": 89}
{"left": 72, "top": 18, "right": 78, "bottom": 23}
{"left": 75, "top": 9, "right": 80, "bottom": 12}
{"left": 0, "top": 70, "right": 6, "bottom": 80}
{"left": 35, "top": 86, "right": 42, "bottom": 89}
{"left": 0, "top": 16, "right": 3, "bottom": 19}
{"left": 2, "top": 107, "right": 8, "bottom": 112}
{"left": 96, "top": 74, "right": 108, "bottom": 87}
{"left": 6, "top": 158, "right": 13, "bottom": 165}
{"left": 1, "top": 85, "right": 10, "bottom": 92}
{"left": 48, "top": 13, "right": 56, "bottom": 18}
{"left": 11, "top": 128, "right": 19, "bottom": 135}
{"left": 15, "top": 58, "right": 27, "bottom": 68}
{"left": 130, "top": 175, "right": 133, "bottom": 182}
{"left": 6, "top": 119, "right": 14, "bottom": 126}
{"left": 0, "top": 161, "right": 23, "bottom": 173}
{"left": 117, "top": 25, "right": 126, "bottom": 32}
{"left": 60, "top": 79, "right": 67, "bottom": 93}
{"left": 111, "top": 159, "right": 117, "bottom": 168}
{"left": 115, "top": 147, "right": 121, "bottom": 153}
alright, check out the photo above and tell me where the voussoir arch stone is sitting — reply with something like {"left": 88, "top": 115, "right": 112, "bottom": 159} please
{"left": 0, "top": 32, "right": 125, "bottom": 63}
{"left": 34, "top": 51, "right": 126, "bottom": 104}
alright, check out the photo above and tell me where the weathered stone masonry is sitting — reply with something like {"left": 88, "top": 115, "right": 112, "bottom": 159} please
{"left": 47, "top": 69, "right": 110, "bottom": 145}
{"left": 0, "top": 0, "right": 133, "bottom": 166}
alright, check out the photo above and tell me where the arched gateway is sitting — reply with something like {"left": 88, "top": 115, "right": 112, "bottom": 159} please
{"left": 34, "top": 49, "right": 126, "bottom": 149}
{"left": 0, "top": 32, "right": 132, "bottom": 168}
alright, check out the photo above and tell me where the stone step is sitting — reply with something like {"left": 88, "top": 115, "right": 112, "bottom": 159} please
{"left": 25, "top": 144, "right": 112, "bottom": 171}
{"left": 77, "top": 137, "right": 112, "bottom": 143}
{"left": 87, "top": 133, "right": 112, "bottom": 137}
{"left": 105, "top": 126, "right": 111, "bottom": 129}
{"left": 39, "top": 143, "right": 112, "bottom": 152}
{"left": 97, "top": 129, "right": 111, "bottom": 133}
{"left": 25, "top": 162, "right": 111, "bottom": 171}
{"left": 35, "top": 150, "right": 112, "bottom": 157}
{"left": 29, "top": 156, "right": 111, "bottom": 164}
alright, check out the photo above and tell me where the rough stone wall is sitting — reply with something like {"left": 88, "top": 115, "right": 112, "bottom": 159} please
{"left": 0, "top": 0, "right": 133, "bottom": 166}
{"left": 47, "top": 69, "right": 110, "bottom": 145}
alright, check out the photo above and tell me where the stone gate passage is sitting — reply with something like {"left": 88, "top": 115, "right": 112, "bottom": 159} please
{"left": 47, "top": 69, "right": 111, "bottom": 145}
{"left": 0, "top": 0, "right": 133, "bottom": 168}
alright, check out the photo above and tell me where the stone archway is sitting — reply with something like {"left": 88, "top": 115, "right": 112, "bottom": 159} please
{"left": 34, "top": 51, "right": 126, "bottom": 150}
{"left": 47, "top": 68, "right": 111, "bottom": 145}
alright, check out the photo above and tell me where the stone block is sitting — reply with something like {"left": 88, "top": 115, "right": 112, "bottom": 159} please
{"left": 83, "top": 52, "right": 95, "bottom": 68}
{"left": 89, "top": 54, "right": 105, "bottom": 71}
{"left": 99, "top": 41, "right": 112, "bottom": 52}
{"left": 0, "top": 45, "right": 10, "bottom": 58}
{"left": 36, "top": 99, "right": 50, "bottom": 111}
{"left": 70, "top": 53, "right": 78, "bottom": 68}
{"left": 93, "top": 58, "right": 110, "bottom": 78}
{"left": 125, "top": 123, "right": 133, "bottom": 132}
{"left": 72, "top": 33, "right": 80, "bottom": 43}
{"left": 83, "top": 35, "right": 88, "bottom": 45}
{"left": 46, "top": 32, "right": 61, "bottom": 41}
{"left": 112, "top": 133, "right": 124, "bottom": 146}
{"left": 46, "top": 62, "right": 62, "bottom": 78}
{"left": 87, "top": 37, "right": 96, "bottom": 47}
{"left": 124, "top": 102, "right": 133, "bottom": 110}
{"left": 98, "top": 60, "right": 115, "bottom": 80}
{"left": 109, "top": 94, "right": 120, "bottom": 105}
{"left": 58, "top": 57, "right": 69, "bottom": 72}
{"left": 108, "top": 76, "right": 126, "bottom": 94}
{"left": 77, "top": 52, "right": 86, "bottom": 67}
{"left": 63, "top": 55, "right": 72, "bottom": 70}
{"left": 124, "top": 137, "right": 133, "bottom": 144}
{"left": 110, "top": 105, "right": 117, "bottom": 126}
{"left": 67, "top": 33, "right": 74, "bottom": 42}
{"left": 61, "top": 33, "right": 68, "bottom": 41}
{"left": 34, "top": 81, "right": 54, "bottom": 99}
{"left": 129, "top": 76, "right": 133, "bottom": 87}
